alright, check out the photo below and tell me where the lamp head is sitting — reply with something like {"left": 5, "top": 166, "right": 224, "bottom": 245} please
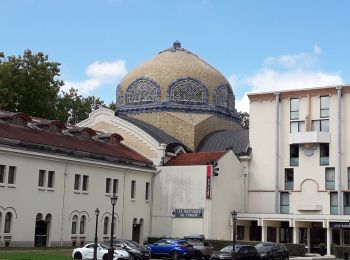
{"left": 95, "top": 208, "right": 100, "bottom": 216}
{"left": 231, "top": 210, "right": 237, "bottom": 220}
{"left": 111, "top": 194, "right": 118, "bottom": 206}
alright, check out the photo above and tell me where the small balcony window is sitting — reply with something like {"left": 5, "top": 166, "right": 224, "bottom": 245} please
{"left": 325, "top": 167, "right": 335, "bottom": 190}
{"left": 320, "top": 143, "right": 329, "bottom": 166}
{"left": 290, "top": 98, "right": 300, "bottom": 120}
{"left": 285, "top": 169, "right": 294, "bottom": 190}
{"left": 312, "top": 119, "right": 329, "bottom": 132}
{"left": 330, "top": 192, "right": 338, "bottom": 215}
{"left": 280, "top": 192, "right": 290, "bottom": 214}
{"left": 290, "top": 121, "right": 305, "bottom": 133}
{"left": 290, "top": 145, "right": 299, "bottom": 166}
{"left": 320, "top": 96, "right": 330, "bottom": 118}
{"left": 344, "top": 193, "right": 350, "bottom": 215}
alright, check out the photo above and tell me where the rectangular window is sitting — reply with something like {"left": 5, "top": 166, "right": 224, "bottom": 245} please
{"left": 0, "top": 165, "right": 6, "bottom": 183}
{"left": 113, "top": 179, "right": 119, "bottom": 194}
{"left": 8, "top": 166, "right": 16, "bottom": 184}
{"left": 290, "top": 98, "right": 300, "bottom": 120}
{"left": 290, "top": 121, "right": 305, "bottom": 133}
{"left": 348, "top": 168, "right": 350, "bottom": 190}
{"left": 290, "top": 145, "right": 299, "bottom": 166}
{"left": 131, "top": 180, "right": 136, "bottom": 199}
{"left": 320, "top": 144, "right": 329, "bottom": 166}
{"left": 82, "top": 175, "right": 89, "bottom": 191}
{"left": 74, "top": 174, "right": 81, "bottom": 190}
{"left": 48, "top": 171, "right": 55, "bottom": 188}
{"left": 320, "top": 96, "right": 330, "bottom": 118}
{"left": 344, "top": 193, "right": 350, "bottom": 215}
{"left": 330, "top": 192, "right": 338, "bottom": 215}
{"left": 145, "top": 182, "right": 150, "bottom": 200}
{"left": 280, "top": 192, "right": 290, "bottom": 214}
{"left": 285, "top": 169, "right": 294, "bottom": 190}
{"left": 312, "top": 119, "right": 329, "bottom": 132}
{"left": 325, "top": 167, "right": 335, "bottom": 190}
{"left": 38, "top": 170, "right": 45, "bottom": 187}
{"left": 105, "top": 178, "right": 111, "bottom": 193}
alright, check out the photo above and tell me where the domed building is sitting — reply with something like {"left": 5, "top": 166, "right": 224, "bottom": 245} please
{"left": 115, "top": 41, "right": 241, "bottom": 151}
{"left": 78, "top": 42, "right": 250, "bottom": 241}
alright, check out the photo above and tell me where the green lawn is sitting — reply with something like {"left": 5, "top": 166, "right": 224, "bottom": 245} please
{"left": 0, "top": 248, "right": 72, "bottom": 260}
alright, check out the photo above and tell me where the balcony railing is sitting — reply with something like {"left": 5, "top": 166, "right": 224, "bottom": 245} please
{"left": 289, "top": 131, "right": 330, "bottom": 145}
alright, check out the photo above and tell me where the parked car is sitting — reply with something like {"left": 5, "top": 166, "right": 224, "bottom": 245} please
{"left": 255, "top": 242, "right": 289, "bottom": 260}
{"left": 72, "top": 243, "right": 129, "bottom": 260}
{"left": 114, "top": 239, "right": 151, "bottom": 260}
{"left": 145, "top": 239, "right": 195, "bottom": 260}
{"left": 211, "top": 244, "right": 260, "bottom": 260}
{"left": 183, "top": 235, "right": 213, "bottom": 259}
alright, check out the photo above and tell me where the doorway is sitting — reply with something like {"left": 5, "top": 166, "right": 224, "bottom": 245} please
{"left": 132, "top": 218, "right": 140, "bottom": 243}
{"left": 34, "top": 213, "right": 51, "bottom": 247}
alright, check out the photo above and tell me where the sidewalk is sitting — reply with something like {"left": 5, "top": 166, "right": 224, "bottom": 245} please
{"left": 291, "top": 253, "right": 337, "bottom": 259}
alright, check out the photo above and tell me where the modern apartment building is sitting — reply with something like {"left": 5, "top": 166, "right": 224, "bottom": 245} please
{"left": 238, "top": 85, "right": 350, "bottom": 255}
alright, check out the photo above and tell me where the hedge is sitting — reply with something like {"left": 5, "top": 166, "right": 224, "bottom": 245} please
{"left": 146, "top": 237, "right": 306, "bottom": 257}
{"left": 333, "top": 245, "right": 350, "bottom": 258}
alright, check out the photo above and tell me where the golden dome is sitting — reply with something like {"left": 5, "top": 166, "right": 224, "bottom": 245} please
{"left": 116, "top": 41, "right": 236, "bottom": 119}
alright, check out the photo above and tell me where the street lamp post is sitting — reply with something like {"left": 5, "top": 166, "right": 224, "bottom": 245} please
{"left": 231, "top": 211, "right": 237, "bottom": 260}
{"left": 93, "top": 208, "right": 100, "bottom": 260}
{"left": 108, "top": 194, "right": 118, "bottom": 260}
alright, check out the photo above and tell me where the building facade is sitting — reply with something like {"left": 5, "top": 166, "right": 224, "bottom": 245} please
{"left": 0, "top": 112, "right": 155, "bottom": 247}
{"left": 241, "top": 86, "right": 350, "bottom": 255}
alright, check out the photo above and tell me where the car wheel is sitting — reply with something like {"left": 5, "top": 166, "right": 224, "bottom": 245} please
{"left": 73, "top": 252, "right": 82, "bottom": 259}
{"left": 172, "top": 251, "right": 180, "bottom": 260}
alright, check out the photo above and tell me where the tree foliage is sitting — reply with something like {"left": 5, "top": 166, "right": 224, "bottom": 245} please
{"left": 238, "top": 111, "right": 249, "bottom": 129}
{"left": 0, "top": 50, "right": 63, "bottom": 119}
{"left": 0, "top": 50, "right": 113, "bottom": 124}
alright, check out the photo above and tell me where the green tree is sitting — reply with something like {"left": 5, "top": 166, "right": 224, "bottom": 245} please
{"left": 0, "top": 50, "right": 63, "bottom": 119}
{"left": 238, "top": 111, "right": 249, "bottom": 129}
{"left": 56, "top": 88, "right": 105, "bottom": 125}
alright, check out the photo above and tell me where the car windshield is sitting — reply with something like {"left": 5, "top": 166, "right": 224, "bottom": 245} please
{"left": 100, "top": 244, "right": 109, "bottom": 250}
{"left": 256, "top": 244, "right": 273, "bottom": 251}
{"left": 220, "top": 246, "right": 233, "bottom": 253}
{"left": 124, "top": 240, "right": 140, "bottom": 247}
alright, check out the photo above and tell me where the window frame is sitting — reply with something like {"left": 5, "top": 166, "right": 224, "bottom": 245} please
{"left": 38, "top": 170, "right": 46, "bottom": 187}
{"left": 145, "top": 182, "right": 150, "bottom": 201}
{"left": 290, "top": 145, "right": 299, "bottom": 166}
{"left": 330, "top": 192, "right": 338, "bottom": 215}
{"left": 4, "top": 212, "right": 12, "bottom": 233}
{"left": 325, "top": 167, "right": 335, "bottom": 190}
{"left": 47, "top": 171, "right": 55, "bottom": 188}
{"left": 74, "top": 174, "right": 81, "bottom": 191}
{"left": 320, "top": 96, "right": 330, "bottom": 118}
{"left": 8, "top": 166, "right": 16, "bottom": 185}
{"left": 82, "top": 175, "right": 89, "bottom": 191}
{"left": 131, "top": 180, "right": 136, "bottom": 199}
{"left": 284, "top": 168, "right": 294, "bottom": 190}
{"left": 290, "top": 98, "right": 300, "bottom": 120}
{"left": 280, "top": 192, "right": 290, "bottom": 214}
{"left": 320, "top": 143, "right": 330, "bottom": 166}
{"left": 0, "top": 165, "right": 5, "bottom": 184}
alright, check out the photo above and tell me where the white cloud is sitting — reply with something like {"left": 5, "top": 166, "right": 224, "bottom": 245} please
{"left": 233, "top": 46, "right": 344, "bottom": 113}
{"left": 61, "top": 59, "right": 127, "bottom": 96}
{"left": 86, "top": 60, "right": 127, "bottom": 83}
{"left": 62, "top": 79, "right": 101, "bottom": 95}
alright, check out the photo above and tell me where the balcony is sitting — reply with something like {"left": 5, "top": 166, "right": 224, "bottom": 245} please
{"left": 289, "top": 131, "right": 330, "bottom": 145}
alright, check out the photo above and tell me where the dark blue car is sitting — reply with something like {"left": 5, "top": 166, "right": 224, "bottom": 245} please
{"left": 146, "top": 239, "right": 194, "bottom": 260}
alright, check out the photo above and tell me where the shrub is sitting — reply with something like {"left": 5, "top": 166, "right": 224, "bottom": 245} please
{"left": 333, "top": 245, "right": 350, "bottom": 258}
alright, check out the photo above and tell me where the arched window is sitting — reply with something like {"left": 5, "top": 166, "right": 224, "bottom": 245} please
{"left": 116, "top": 85, "right": 124, "bottom": 106}
{"left": 4, "top": 212, "right": 12, "bottom": 233}
{"left": 103, "top": 217, "right": 109, "bottom": 235}
{"left": 71, "top": 215, "right": 78, "bottom": 234}
{"left": 169, "top": 78, "right": 207, "bottom": 104}
{"left": 215, "top": 84, "right": 235, "bottom": 111}
{"left": 80, "top": 215, "right": 86, "bottom": 234}
{"left": 126, "top": 79, "right": 159, "bottom": 105}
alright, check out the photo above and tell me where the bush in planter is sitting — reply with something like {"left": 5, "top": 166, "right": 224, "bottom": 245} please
{"left": 333, "top": 245, "right": 350, "bottom": 258}
{"left": 319, "top": 243, "right": 326, "bottom": 256}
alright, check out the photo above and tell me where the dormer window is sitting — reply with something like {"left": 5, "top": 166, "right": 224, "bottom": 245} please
{"left": 13, "top": 116, "right": 28, "bottom": 126}
{"left": 82, "top": 130, "right": 93, "bottom": 140}
{"left": 49, "top": 124, "right": 63, "bottom": 134}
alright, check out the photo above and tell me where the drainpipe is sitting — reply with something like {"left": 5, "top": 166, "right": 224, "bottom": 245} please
{"left": 336, "top": 87, "right": 342, "bottom": 215}
{"left": 275, "top": 93, "right": 280, "bottom": 214}
{"left": 60, "top": 160, "right": 70, "bottom": 247}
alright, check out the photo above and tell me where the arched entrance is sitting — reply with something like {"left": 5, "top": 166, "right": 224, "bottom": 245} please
{"left": 34, "top": 213, "right": 51, "bottom": 247}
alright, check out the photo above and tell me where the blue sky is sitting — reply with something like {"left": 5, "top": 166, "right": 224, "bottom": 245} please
{"left": 1, "top": 0, "right": 350, "bottom": 112}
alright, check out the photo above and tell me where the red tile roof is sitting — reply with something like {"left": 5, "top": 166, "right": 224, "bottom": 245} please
{"left": 165, "top": 152, "right": 225, "bottom": 166}
{"left": 0, "top": 121, "right": 151, "bottom": 165}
